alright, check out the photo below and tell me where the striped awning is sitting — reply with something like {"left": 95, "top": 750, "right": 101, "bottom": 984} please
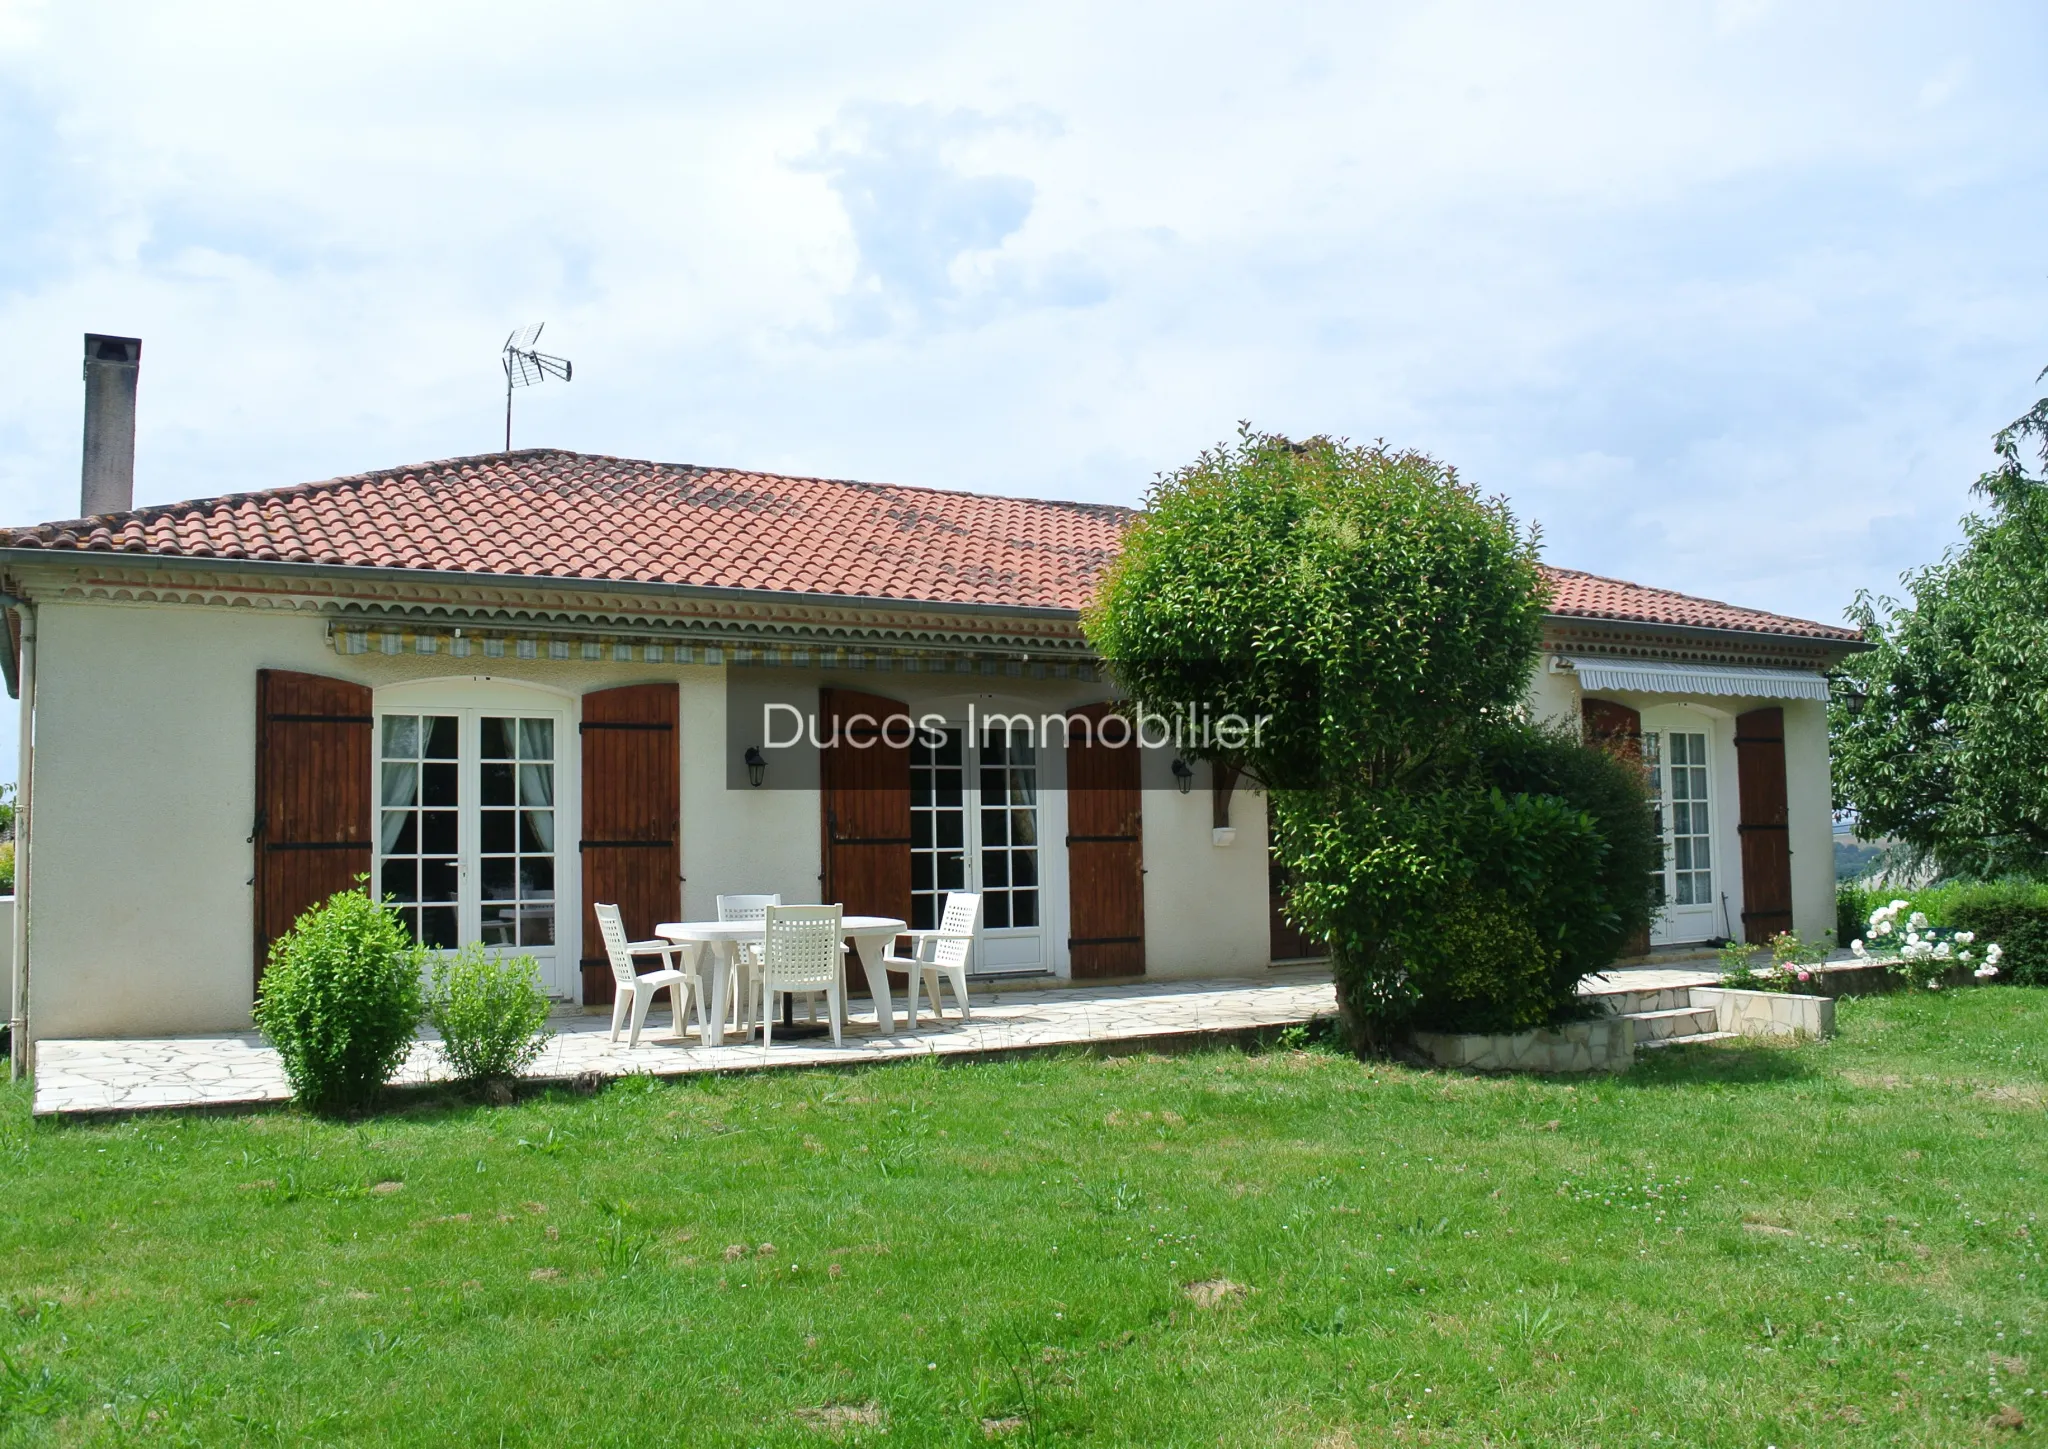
{"left": 1563, "top": 656, "right": 1830, "bottom": 700}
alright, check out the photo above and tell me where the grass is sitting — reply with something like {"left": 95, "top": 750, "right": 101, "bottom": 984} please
{"left": 3, "top": 992, "right": 2046, "bottom": 1446}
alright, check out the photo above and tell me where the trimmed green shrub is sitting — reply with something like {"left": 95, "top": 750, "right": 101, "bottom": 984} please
{"left": 427, "top": 944, "right": 554, "bottom": 1083}
{"left": 255, "top": 888, "right": 426, "bottom": 1112}
{"left": 1405, "top": 888, "right": 1559, "bottom": 1035}
{"left": 1838, "top": 878, "right": 2048, "bottom": 986}
{"left": 1475, "top": 722, "right": 1662, "bottom": 990}
{"left": 1938, "top": 882, "right": 2048, "bottom": 987}
{"left": 1837, "top": 882, "right": 1878, "bottom": 951}
{"left": 1084, "top": 428, "right": 1578, "bottom": 1050}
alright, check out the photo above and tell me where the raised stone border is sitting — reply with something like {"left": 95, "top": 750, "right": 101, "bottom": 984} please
{"left": 1411, "top": 1016, "right": 1635, "bottom": 1074}
{"left": 1691, "top": 986, "right": 1834, "bottom": 1039}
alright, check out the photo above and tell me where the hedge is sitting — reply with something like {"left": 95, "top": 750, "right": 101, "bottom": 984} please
{"left": 1838, "top": 879, "right": 2048, "bottom": 987}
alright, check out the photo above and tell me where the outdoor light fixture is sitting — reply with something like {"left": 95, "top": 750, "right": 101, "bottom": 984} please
{"left": 1171, "top": 757, "right": 1195, "bottom": 794}
{"left": 744, "top": 746, "right": 767, "bottom": 788}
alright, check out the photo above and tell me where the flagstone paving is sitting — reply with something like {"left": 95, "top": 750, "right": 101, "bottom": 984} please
{"left": 29, "top": 970, "right": 1340, "bottom": 1118}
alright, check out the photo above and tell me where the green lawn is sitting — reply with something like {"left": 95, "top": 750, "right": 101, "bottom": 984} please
{"left": 3, "top": 991, "right": 2046, "bottom": 1447}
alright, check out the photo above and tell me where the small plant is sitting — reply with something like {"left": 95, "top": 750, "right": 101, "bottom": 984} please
{"left": 255, "top": 887, "right": 426, "bottom": 1113}
{"left": 427, "top": 944, "right": 554, "bottom": 1085}
{"left": 1720, "top": 931, "right": 1831, "bottom": 991}
{"left": 1849, "top": 899, "right": 2003, "bottom": 990}
{"left": 1716, "top": 936, "right": 1758, "bottom": 983}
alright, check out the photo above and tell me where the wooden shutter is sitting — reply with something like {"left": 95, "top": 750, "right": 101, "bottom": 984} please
{"left": 254, "top": 669, "right": 373, "bottom": 987}
{"left": 579, "top": 683, "right": 681, "bottom": 1004}
{"left": 1734, "top": 706, "right": 1793, "bottom": 945}
{"left": 1268, "top": 849, "right": 1325, "bottom": 962}
{"left": 1583, "top": 697, "right": 1651, "bottom": 955}
{"left": 1065, "top": 702, "right": 1145, "bottom": 979}
{"left": 1582, "top": 697, "right": 1642, "bottom": 760}
{"left": 819, "top": 688, "right": 913, "bottom": 926}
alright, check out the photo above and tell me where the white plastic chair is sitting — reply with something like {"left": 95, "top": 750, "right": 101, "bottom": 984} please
{"left": 595, "top": 902, "right": 701, "bottom": 1048}
{"left": 755, "top": 904, "right": 845, "bottom": 1048}
{"left": 717, "top": 893, "right": 780, "bottom": 1030}
{"left": 888, "top": 892, "right": 981, "bottom": 1025}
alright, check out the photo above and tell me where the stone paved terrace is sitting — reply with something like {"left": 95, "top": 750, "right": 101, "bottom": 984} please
{"left": 28, "top": 969, "right": 1341, "bottom": 1118}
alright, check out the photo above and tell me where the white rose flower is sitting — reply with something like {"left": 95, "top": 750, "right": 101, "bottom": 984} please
{"left": 1909, "top": 911, "right": 1929, "bottom": 930}
{"left": 1890, "top": 900, "right": 1911, "bottom": 912}
{"left": 1957, "top": 932, "right": 1975, "bottom": 945}
{"left": 1976, "top": 964, "right": 2000, "bottom": 979}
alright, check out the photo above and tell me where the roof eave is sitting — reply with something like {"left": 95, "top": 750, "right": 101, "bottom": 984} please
{"left": 0, "top": 549, "right": 1087, "bottom": 624}
{"left": 0, "top": 548, "right": 1871, "bottom": 654}
{"left": 1544, "top": 611, "right": 1870, "bottom": 654}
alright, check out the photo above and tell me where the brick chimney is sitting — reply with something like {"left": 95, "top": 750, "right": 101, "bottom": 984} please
{"left": 81, "top": 333, "right": 141, "bottom": 517}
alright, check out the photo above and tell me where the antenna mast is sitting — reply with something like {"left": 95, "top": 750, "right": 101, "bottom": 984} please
{"left": 501, "top": 323, "right": 573, "bottom": 452}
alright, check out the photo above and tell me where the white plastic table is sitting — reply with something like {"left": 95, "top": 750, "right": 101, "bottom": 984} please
{"left": 654, "top": 915, "right": 909, "bottom": 1045}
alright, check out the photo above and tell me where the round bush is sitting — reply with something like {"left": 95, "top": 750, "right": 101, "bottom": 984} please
{"left": 428, "top": 944, "right": 554, "bottom": 1083}
{"left": 255, "top": 889, "right": 426, "bottom": 1112}
{"left": 1404, "top": 889, "right": 1559, "bottom": 1035}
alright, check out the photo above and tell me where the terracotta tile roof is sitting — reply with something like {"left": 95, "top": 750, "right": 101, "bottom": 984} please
{"left": 4, "top": 449, "right": 1859, "bottom": 639}
{"left": 1543, "top": 565, "right": 1859, "bottom": 641}
{"left": 6, "top": 450, "right": 1134, "bottom": 612}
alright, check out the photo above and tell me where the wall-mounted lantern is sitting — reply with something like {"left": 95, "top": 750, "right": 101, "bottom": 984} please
{"left": 744, "top": 746, "right": 767, "bottom": 788}
{"left": 1171, "top": 757, "right": 1195, "bottom": 795}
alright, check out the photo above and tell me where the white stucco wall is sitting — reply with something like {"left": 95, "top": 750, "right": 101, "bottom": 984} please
{"left": 1781, "top": 697, "right": 1836, "bottom": 946}
{"left": 1138, "top": 753, "right": 1275, "bottom": 979}
{"left": 21, "top": 597, "right": 1276, "bottom": 1039}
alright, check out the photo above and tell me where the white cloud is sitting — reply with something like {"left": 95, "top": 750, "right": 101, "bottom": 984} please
{"left": 0, "top": 0, "right": 2044, "bottom": 782}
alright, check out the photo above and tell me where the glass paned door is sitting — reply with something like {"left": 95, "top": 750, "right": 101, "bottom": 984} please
{"left": 910, "top": 728, "right": 967, "bottom": 931}
{"left": 907, "top": 723, "right": 1044, "bottom": 971}
{"left": 480, "top": 717, "right": 557, "bottom": 950}
{"left": 1644, "top": 726, "right": 1718, "bottom": 945}
{"left": 380, "top": 714, "right": 460, "bottom": 948}
{"left": 1666, "top": 732, "right": 1712, "bottom": 906}
{"left": 977, "top": 725, "right": 1039, "bottom": 930}
{"left": 375, "top": 708, "right": 567, "bottom": 987}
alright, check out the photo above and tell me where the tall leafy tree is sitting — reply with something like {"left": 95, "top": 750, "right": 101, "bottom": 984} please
{"left": 1833, "top": 373, "right": 2048, "bottom": 877}
{"left": 1086, "top": 428, "right": 1656, "bottom": 1050}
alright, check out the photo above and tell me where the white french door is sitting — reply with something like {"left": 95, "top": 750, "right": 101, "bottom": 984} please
{"left": 374, "top": 704, "right": 574, "bottom": 995}
{"left": 908, "top": 723, "right": 1046, "bottom": 973}
{"left": 1643, "top": 719, "right": 1719, "bottom": 946}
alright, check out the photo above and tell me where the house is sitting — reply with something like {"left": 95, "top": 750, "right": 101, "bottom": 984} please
{"left": 1, "top": 336, "right": 1865, "bottom": 1048}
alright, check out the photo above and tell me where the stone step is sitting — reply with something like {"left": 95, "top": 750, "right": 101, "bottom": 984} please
{"left": 1595, "top": 987, "right": 1696, "bottom": 1016}
{"left": 1638, "top": 1030, "right": 1742, "bottom": 1050}
{"left": 1622, "top": 1005, "right": 1720, "bottom": 1041}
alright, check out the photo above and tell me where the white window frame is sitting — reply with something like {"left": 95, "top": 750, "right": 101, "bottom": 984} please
{"left": 371, "top": 677, "right": 581, "bottom": 999}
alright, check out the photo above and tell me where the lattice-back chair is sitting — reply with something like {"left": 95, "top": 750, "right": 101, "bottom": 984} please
{"left": 886, "top": 891, "right": 981, "bottom": 1025}
{"left": 717, "top": 893, "right": 782, "bottom": 1030}
{"left": 594, "top": 902, "right": 700, "bottom": 1048}
{"left": 756, "top": 904, "right": 845, "bottom": 1048}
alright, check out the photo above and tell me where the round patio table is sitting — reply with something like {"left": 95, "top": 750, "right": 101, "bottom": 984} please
{"left": 654, "top": 916, "right": 909, "bottom": 1046}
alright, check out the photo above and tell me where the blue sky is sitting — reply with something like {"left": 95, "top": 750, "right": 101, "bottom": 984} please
{"left": 0, "top": 1, "right": 2044, "bottom": 781}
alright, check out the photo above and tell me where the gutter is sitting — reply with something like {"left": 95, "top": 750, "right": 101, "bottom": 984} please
{"left": 1, "top": 592, "right": 29, "bottom": 1080}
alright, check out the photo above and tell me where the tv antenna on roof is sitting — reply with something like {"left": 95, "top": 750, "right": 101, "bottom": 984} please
{"left": 501, "top": 323, "right": 572, "bottom": 453}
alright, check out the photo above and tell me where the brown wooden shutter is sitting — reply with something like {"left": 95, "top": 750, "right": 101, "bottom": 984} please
{"left": 1268, "top": 848, "right": 1325, "bottom": 962}
{"left": 1734, "top": 706, "right": 1793, "bottom": 945}
{"left": 1582, "top": 697, "right": 1651, "bottom": 955}
{"left": 254, "top": 669, "right": 373, "bottom": 988}
{"left": 1581, "top": 697, "right": 1643, "bottom": 760}
{"left": 1065, "top": 702, "right": 1145, "bottom": 979}
{"left": 819, "top": 688, "right": 913, "bottom": 929}
{"left": 579, "top": 683, "right": 681, "bottom": 1004}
